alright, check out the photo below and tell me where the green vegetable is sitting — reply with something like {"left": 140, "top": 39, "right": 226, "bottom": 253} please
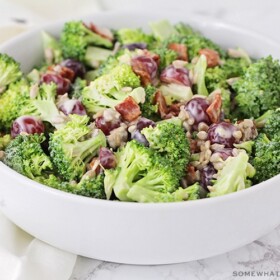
{"left": 140, "top": 85, "right": 159, "bottom": 121}
{"left": 233, "top": 56, "right": 280, "bottom": 118}
{"left": 21, "top": 83, "right": 64, "bottom": 129}
{"left": 49, "top": 115, "right": 106, "bottom": 181}
{"left": 60, "top": 21, "right": 113, "bottom": 62}
{"left": 42, "top": 31, "right": 62, "bottom": 64}
{"left": 209, "top": 151, "right": 255, "bottom": 197}
{"left": 193, "top": 55, "right": 209, "bottom": 96}
{"left": 4, "top": 134, "right": 53, "bottom": 180}
{"left": 150, "top": 20, "right": 178, "bottom": 41}
{"left": 0, "top": 53, "right": 22, "bottom": 93}
{"left": 104, "top": 140, "right": 191, "bottom": 202}
{"left": 84, "top": 46, "right": 113, "bottom": 68}
{"left": 160, "top": 83, "right": 193, "bottom": 105}
{"left": 116, "top": 28, "right": 154, "bottom": 46}
{"left": 152, "top": 47, "right": 177, "bottom": 69}
{"left": 141, "top": 122, "right": 190, "bottom": 178}
{"left": 263, "top": 108, "right": 280, "bottom": 139}
{"left": 252, "top": 133, "right": 280, "bottom": 183}
{"left": 0, "top": 79, "right": 30, "bottom": 130}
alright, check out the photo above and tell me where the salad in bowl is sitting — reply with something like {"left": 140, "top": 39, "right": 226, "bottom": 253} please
{"left": 0, "top": 19, "right": 279, "bottom": 203}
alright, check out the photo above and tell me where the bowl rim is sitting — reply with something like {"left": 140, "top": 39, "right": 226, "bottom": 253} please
{"left": 1, "top": 10, "right": 279, "bottom": 208}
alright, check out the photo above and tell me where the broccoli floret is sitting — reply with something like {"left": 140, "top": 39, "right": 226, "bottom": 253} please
{"left": 140, "top": 85, "right": 159, "bottom": 121}
{"left": 141, "top": 122, "right": 190, "bottom": 178}
{"left": 70, "top": 173, "right": 106, "bottom": 199}
{"left": 152, "top": 47, "right": 177, "bottom": 70}
{"left": 21, "top": 83, "right": 65, "bottom": 129}
{"left": 209, "top": 151, "right": 255, "bottom": 197}
{"left": 82, "top": 83, "right": 144, "bottom": 114}
{"left": 234, "top": 141, "right": 254, "bottom": 154}
{"left": 0, "top": 134, "right": 11, "bottom": 150}
{"left": 92, "top": 64, "right": 140, "bottom": 94}
{"left": 71, "top": 77, "right": 87, "bottom": 99}
{"left": 175, "top": 22, "right": 199, "bottom": 37}
{"left": 222, "top": 57, "right": 251, "bottom": 78}
{"left": 192, "top": 54, "right": 209, "bottom": 96}
{"left": 262, "top": 109, "right": 280, "bottom": 139}
{"left": 104, "top": 140, "right": 188, "bottom": 202}
{"left": 3, "top": 134, "right": 53, "bottom": 180}
{"left": 116, "top": 28, "right": 154, "bottom": 46}
{"left": 42, "top": 31, "right": 62, "bottom": 64}
{"left": 49, "top": 115, "right": 106, "bottom": 181}
{"left": 0, "top": 79, "right": 30, "bottom": 130}
{"left": 160, "top": 83, "right": 193, "bottom": 105}
{"left": 232, "top": 56, "right": 280, "bottom": 118}
{"left": 0, "top": 53, "right": 22, "bottom": 93}
{"left": 252, "top": 133, "right": 280, "bottom": 183}
{"left": 60, "top": 21, "right": 113, "bottom": 62}
{"left": 82, "top": 64, "right": 142, "bottom": 114}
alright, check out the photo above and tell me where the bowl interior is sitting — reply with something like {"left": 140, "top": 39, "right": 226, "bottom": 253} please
{"left": 1, "top": 11, "right": 279, "bottom": 73}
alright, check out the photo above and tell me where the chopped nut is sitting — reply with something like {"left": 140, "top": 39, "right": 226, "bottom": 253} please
{"left": 29, "top": 84, "right": 39, "bottom": 99}
{"left": 197, "top": 131, "right": 208, "bottom": 140}
{"left": 233, "top": 130, "right": 242, "bottom": 140}
{"left": 198, "top": 122, "right": 209, "bottom": 132}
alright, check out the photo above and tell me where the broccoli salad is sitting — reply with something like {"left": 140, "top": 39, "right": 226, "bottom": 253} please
{"left": 0, "top": 19, "right": 279, "bottom": 203}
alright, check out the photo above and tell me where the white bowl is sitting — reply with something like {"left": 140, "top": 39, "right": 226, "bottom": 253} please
{"left": 0, "top": 11, "right": 280, "bottom": 265}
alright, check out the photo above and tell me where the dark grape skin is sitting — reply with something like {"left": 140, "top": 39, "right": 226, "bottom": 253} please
{"left": 200, "top": 164, "right": 216, "bottom": 190}
{"left": 41, "top": 73, "right": 71, "bottom": 95}
{"left": 122, "top": 43, "right": 147, "bottom": 51}
{"left": 208, "top": 122, "right": 238, "bottom": 148}
{"left": 95, "top": 116, "right": 121, "bottom": 136}
{"left": 136, "top": 117, "right": 155, "bottom": 131}
{"left": 131, "top": 118, "right": 155, "bottom": 146}
{"left": 160, "top": 65, "right": 192, "bottom": 86}
{"left": 131, "top": 130, "right": 149, "bottom": 146}
{"left": 11, "top": 116, "right": 45, "bottom": 138}
{"left": 60, "top": 59, "right": 86, "bottom": 79}
{"left": 185, "top": 97, "right": 211, "bottom": 130}
{"left": 99, "top": 147, "right": 116, "bottom": 169}
{"left": 131, "top": 55, "right": 158, "bottom": 80}
{"left": 59, "top": 100, "right": 87, "bottom": 116}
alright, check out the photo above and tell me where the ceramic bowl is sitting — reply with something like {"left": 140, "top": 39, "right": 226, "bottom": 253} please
{"left": 0, "top": 11, "right": 279, "bottom": 265}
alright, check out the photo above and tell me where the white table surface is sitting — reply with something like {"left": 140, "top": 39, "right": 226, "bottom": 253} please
{"left": 1, "top": 1, "right": 280, "bottom": 279}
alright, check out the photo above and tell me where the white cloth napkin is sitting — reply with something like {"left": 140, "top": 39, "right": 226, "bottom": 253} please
{"left": 0, "top": 211, "right": 77, "bottom": 280}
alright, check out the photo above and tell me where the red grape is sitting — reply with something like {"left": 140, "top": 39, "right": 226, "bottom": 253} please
{"left": 185, "top": 97, "right": 210, "bottom": 130}
{"left": 59, "top": 99, "right": 86, "bottom": 116}
{"left": 41, "top": 73, "right": 70, "bottom": 95}
{"left": 60, "top": 59, "right": 86, "bottom": 79}
{"left": 99, "top": 147, "right": 116, "bottom": 169}
{"left": 208, "top": 122, "right": 239, "bottom": 148}
{"left": 160, "top": 65, "right": 191, "bottom": 86}
{"left": 11, "top": 116, "right": 45, "bottom": 138}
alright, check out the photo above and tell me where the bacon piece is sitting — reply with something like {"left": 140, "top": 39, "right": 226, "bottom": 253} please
{"left": 47, "top": 65, "right": 75, "bottom": 82}
{"left": 88, "top": 157, "right": 102, "bottom": 175}
{"left": 154, "top": 90, "right": 169, "bottom": 119}
{"left": 131, "top": 55, "right": 158, "bottom": 86}
{"left": 115, "top": 96, "right": 141, "bottom": 122}
{"left": 206, "top": 93, "right": 222, "bottom": 123}
{"left": 168, "top": 43, "right": 188, "bottom": 61}
{"left": 198, "top": 49, "right": 221, "bottom": 68}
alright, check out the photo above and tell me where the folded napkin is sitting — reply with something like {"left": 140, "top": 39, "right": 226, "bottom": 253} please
{"left": 0, "top": 211, "right": 77, "bottom": 280}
